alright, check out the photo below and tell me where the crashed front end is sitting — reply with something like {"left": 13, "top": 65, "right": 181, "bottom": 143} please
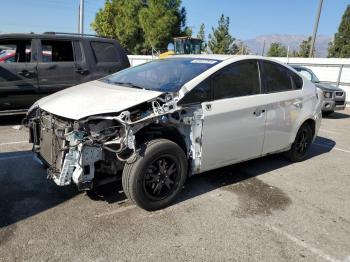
{"left": 27, "top": 94, "right": 203, "bottom": 190}
{"left": 27, "top": 110, "right": 131, "bottom": 189}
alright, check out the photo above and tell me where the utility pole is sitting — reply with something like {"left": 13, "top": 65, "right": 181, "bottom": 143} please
{"left": 309, "top": 0, "right": 323, "bottom": 57}
{"left": 78, "top": 0, "right": 84, "bottom": 34}
{"left": 261, "top": 40, "right": 266, "bottom": 56}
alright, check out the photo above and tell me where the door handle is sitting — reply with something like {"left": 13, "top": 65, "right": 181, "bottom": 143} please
{"left": 293, "top": 101, "right": 302, "bottom": 109}
{"left": 75, "top": 68, "right": 88, "bottom": 75}
{"left": 18, "top": 70, "right": 36, "bottom": 77}
{"left": 205, "top": 103, "right": 212, "bottom": 111}
{"left": 253, "top": 109, "right": 265, "bottom": 117}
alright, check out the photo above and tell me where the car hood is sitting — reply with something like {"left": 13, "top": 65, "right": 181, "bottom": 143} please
{"left": 34, "top": 80, "right": 163, "bottom": 120}
{"left": 315, "top": 83, "right": 344, "bottom": 92}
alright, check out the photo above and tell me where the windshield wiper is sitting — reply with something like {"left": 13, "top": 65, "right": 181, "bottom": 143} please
{"left": 109, "top": 81, "right": 146, "bottom": 90}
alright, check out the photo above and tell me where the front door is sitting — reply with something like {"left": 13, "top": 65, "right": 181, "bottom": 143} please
{"left": 199, "top": 60, "right": 266, "bottom": 172}
{"left": 0, "top": 39, "right": 39, "bottom": 111}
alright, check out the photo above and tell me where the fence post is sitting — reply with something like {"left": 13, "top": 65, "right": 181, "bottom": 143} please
{"left": 336, "top": 65, "right": 343, "bottom": 87}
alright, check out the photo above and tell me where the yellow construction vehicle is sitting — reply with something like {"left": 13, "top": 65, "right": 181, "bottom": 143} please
{"left": 159, "top": 36, "right": 203, "bottom": 59}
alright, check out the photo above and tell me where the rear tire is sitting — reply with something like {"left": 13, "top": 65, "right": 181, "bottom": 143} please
{"left": 122, "top": 139, "right": 187, "bottom": 211}
{"left": 284, "top": 123, "right": 313, "bottom": 162}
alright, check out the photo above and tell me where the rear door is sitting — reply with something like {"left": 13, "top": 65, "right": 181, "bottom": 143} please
{"left": 0, "top": 39, "right": 39, "bottom": 111}
{"left": 200, "top": 60, "right": 267, "bottom": 172}
{"left": 260, "top": 60, "right": 304, "bottom": 154}
{"left": 37, "top": 39, "right": 79, "bottom": 94}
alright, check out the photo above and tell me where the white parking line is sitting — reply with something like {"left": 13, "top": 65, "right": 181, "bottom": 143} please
{"left": 314, "top": 143, "right": 350, "bottom": 154}
{"left": 268, "top": 225, "right": 341, "bottom": 262}
{"left": 0, "top": 141, "right": 28, "bottom": 146}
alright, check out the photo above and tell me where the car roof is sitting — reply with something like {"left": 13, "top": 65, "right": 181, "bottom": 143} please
{"left": 0, "top": 33, "right": 113, "bottom": 42}
{"left": 167, "top": 54, "right": 293, "bottom": 65}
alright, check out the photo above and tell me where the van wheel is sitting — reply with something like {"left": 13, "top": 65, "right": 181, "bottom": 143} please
{"left": 284, "top": 123, "right": 313, "bottom": 162}
{"left": 122, "top": 139, "right": 187, "bottom": 211}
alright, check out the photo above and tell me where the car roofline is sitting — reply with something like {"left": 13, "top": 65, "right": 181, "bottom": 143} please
{"left": 0, "top": 33, "right": 115, "bottom": 42}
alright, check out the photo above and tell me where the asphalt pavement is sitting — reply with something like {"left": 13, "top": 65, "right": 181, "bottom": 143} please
{"left": 0, "top": 109, "right": 350, "bottom": 262}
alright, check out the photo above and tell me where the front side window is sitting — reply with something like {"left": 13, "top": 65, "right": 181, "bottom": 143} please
{"left": 41, "top": 40, "right": 74, "bottom": 62}
{"left": 102, "top": 58, "right": 220, "bottom": 92}
{"left": 0, "top": 40, "right": 32, "bottom": 63}
{"left": 179, "top": 79, "right": 211, "bottom": 105}
{"left": 213, "top": 60, "right": 261, "bottom": 100}
{"left": 91, "top": 42, "right": 119, "bottom": 63}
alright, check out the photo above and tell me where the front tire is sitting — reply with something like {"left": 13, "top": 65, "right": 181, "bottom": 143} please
{"left": 122, "top": 139, "right": 188, "bottom": 211}
{"left": 284, "top": 123, "right": 313, "bottom": 162}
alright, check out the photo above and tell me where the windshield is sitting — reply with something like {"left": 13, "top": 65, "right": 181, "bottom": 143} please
{"left": 295, "top": 67, "right": 320, "bottom": 83}
{"left": 102, "top": 58, "right": 220, "bottom": 92}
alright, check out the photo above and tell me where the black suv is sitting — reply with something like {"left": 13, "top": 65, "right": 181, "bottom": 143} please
{"left": 0, "top": 32, "right": 130, "bottom": 115}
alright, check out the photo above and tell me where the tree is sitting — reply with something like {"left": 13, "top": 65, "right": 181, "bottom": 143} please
{"left": 235, "top": 40, "right": 250, "bottom": 55}
{"left": 328, "top": 5, "right": 350, "bottom": 58}
{"left": 139, "top": 0, "right": 184, "bottom": 50}
{"left": 183, "top": 27, "right": 193, "bottom": 37}
{"left": 197, "top": 23, "right": 207, "bottom": 52}
{"left": 92, "top": 0, "right": 188, "bottom": 54}
{"left": 91, "top": 0, "right": 145, "bottom": 54}
{"left": 197, "top": 23, "right": 205, "bottom": 41}
{"left": 267, "top": 42, "right": 288, "bottom": 57}
{"left": 297, "top": 36, "right": 313, "bottom": 57}
{"left": 208, "top": 14, "right": 238, "bottom": 54}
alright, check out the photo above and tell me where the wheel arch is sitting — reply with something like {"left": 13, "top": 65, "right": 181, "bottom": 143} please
{"left": 290, "top": 116, "right": 317, "bottom": 145}
{"left": 134, "top": 124, "right": 189, "bottom": 157}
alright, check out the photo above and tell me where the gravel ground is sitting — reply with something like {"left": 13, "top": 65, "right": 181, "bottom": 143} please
{"left": 0, "top": 109, "right": 350, "bottom": 262}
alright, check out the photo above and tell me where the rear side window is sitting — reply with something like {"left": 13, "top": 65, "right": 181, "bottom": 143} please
{"left": 262, "top": 61, "right": 301, "bottom": 92}
{"left": 41, "top": 40, "right": 74, "bottom": 62}
{"left": 291, "top": 71, "right": 303, "bottom": 89}
{"left": 91, "top": 42, "right": 119, "bottom": 63}
{"left": 213, "top": 60, "right": 261, "bottom": 100}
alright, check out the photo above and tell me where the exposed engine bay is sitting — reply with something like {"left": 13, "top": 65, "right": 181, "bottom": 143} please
{"left": 27, "top": 93, "right": 203, "bottom": 190}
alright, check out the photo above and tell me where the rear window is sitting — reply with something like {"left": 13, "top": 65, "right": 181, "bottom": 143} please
{"left": 91, "top": 42, "right": 119, "bottom": 63}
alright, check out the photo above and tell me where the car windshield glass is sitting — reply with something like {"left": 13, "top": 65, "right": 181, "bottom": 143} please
{"left": 296, "top": 68, "right": 320, "bottom": 83}
{"left": 310, "top": 71, "right": 320, "bottom": 82}
{"left": 101, "top": 58, "right": 220, "bottom": 92}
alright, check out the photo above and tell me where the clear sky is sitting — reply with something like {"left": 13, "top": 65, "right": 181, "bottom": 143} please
{"left": 0, "top": 0, "right": 348, "bottom": 40}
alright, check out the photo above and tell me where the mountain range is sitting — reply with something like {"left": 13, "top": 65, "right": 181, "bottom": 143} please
{"left": 242, "top": 34, "right": 332, "bottom": 57}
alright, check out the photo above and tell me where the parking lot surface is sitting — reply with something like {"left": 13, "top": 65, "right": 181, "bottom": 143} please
{"left": 0, "top": 109, "right": 350, "bottom": 262}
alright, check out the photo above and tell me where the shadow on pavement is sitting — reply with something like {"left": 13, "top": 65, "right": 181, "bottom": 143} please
{"left": 0, "top": 115, "right": 26, "bottom": 126}
{"left": 88, "top": 136, "right": 335, "bottom": 208}
{"left": 175, "top": 136, "right": 335, "bottom": 205}
{"left": 323, "top": 111, "right": 350, "bottom": 119}
{"left": 0, "top": 151, "right": 78, "bottom": 228}
{"left": 0, "top": 136, "right": 335, "bottom": 227}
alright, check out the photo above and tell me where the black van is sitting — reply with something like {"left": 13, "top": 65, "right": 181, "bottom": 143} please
{"left": 0, "top": 32, "right": 130, "bottom": 115}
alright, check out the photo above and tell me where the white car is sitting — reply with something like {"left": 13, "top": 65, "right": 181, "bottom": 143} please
{"left": 27, "top": 55, "right": 322, "bottom": 210}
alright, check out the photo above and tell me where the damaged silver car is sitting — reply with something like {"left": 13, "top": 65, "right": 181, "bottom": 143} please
{"left": 27, "top": 55, "right": 322, "bottom": 210}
